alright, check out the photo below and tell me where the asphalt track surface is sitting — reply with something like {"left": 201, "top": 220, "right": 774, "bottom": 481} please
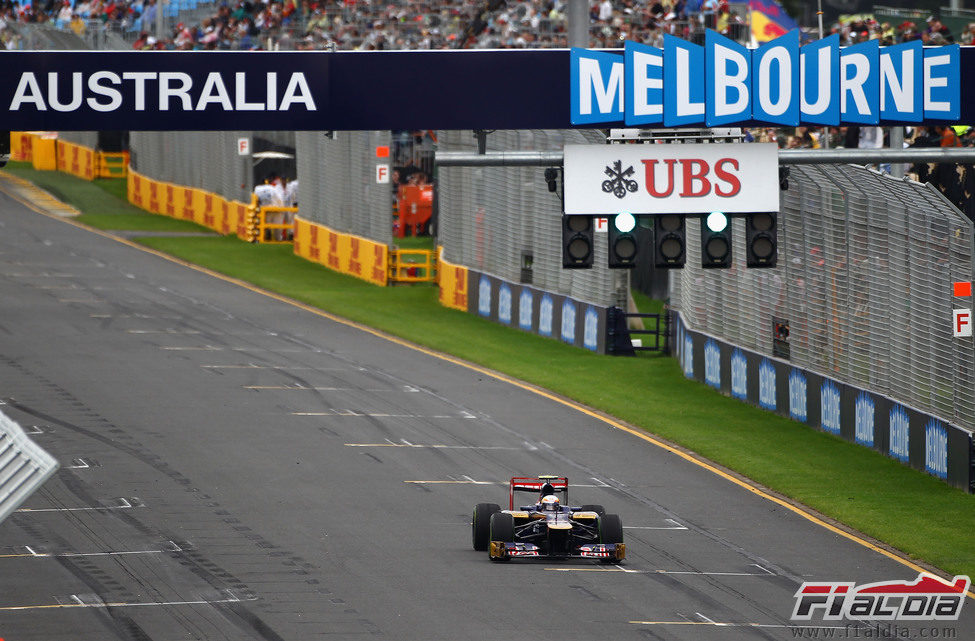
{"left": 0, "top": 178, "right": 972, "bottom": 641}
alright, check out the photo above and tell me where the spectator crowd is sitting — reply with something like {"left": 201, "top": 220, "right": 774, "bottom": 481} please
{"left": 2, "top": 0, "right": 969, "bottom": 52}
{"left": 0, "top": 0, "right": 755, "bottom": 51}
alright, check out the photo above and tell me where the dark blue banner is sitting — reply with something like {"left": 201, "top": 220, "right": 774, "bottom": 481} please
{"left": 0, "top": 48, "right": 972, "bottom": 131}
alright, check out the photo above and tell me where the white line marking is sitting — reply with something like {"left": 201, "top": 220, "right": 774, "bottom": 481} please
{"left": 127, "top": 329, "right": 201, "bottom": 335}
{"left": 201, "top": 365, "right": 313, "bottom": 370}
{"left": 66, "top": 459, "right": 90, "bottom": 469}
{"left": 292, "top": 411, "right": 470, "bottom": 419}
{"left": 751, "top": 563, "right": 774, "bottom": 575}
{"left": 344, "top": 443, "right": 522, "bottom": 450}
{"left": 0, "top": 596, "right": 248, "bottom": 611}
{"left": 404, "top": 480, "right": 609, "bottom": 488}
{"left": 625, "top": 519, "right": 688, "bottom": 530}
{"left": 629, "top": 621, "right": 845, "bottom": 629}
{"left": 16, "top": 498, "right": 141, "bottom": 513}
{"left": 590, "top": 477, "right": 610, "bottom": 487}
{"left": 0, "top": 549, "right": 166, "bottom": 559}
{"left": 248, "top": 385, "right": 411, "bottom": 392}
{"left": 161, "top": 346, "right": 223, "bottom": 351}
{"left": 544, "top": 568, "right": 772, "bottom": 576}
{"left": 164, "top": 347, "right": 325, "bottom": 353}
{"left": 405, "top": 479, "right": 503, "bottom": 485}
{"left": 25, "top": 425, "right": 44, "bottom": 435}
{"left": 696, "top": 612, "right": 717, "bottom": 624}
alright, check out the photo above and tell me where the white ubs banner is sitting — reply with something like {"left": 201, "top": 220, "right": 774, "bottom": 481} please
{"left": 563, "top": 142, "right": 779, "bottom": 216}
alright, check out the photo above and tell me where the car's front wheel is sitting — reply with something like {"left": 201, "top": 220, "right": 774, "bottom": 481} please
{"left": 472, "top": 503, "right": 501, "bottom": 551}
{"left": 599, "top": 513, "right": 623, "bottom": 544}
{"left": 489, "top": 512, "right": 515, "bottom": 562}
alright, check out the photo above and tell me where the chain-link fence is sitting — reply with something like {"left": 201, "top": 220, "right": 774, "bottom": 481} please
{"left": 57, "top": 132, "right": 99, "bottom": 149}
{"left": 129, "top": 131, "right": 256, "bottom": 203}
{"left": 295, "top": 131, "right": 393, "bottom": 245}
{"left": 671, "top": 163, "right": 975, "bottom": 432}
{"left": 436, "top": 129, "right": 619, "bottom": 308}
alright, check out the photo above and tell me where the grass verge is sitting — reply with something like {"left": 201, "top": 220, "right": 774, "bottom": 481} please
{"left": 5, "top": 163, "right": 974, "bottom": 578}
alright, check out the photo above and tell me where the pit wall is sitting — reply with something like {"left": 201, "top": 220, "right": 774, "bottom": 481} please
{"left": 674, "top": 312, "right": 974, "bottom": 493}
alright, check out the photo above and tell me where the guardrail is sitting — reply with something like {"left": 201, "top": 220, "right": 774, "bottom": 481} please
{"left": 0, "top": 408, "right": 59, "bottom": 525}
{"left": 96, "top": 151, "right": 129, "bottom": 178}
{"left": 246, "top": 196, "right": 297, "bottom": 244}
{"left": 389, "top": 249, "right": 436, "bottom": 283}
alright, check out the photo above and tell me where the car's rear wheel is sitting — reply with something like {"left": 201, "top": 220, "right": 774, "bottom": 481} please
{"left": 579, "top": 504, "right": 606, "bottom": 516}
{"left": 599, "top": 513, "right": 623, "bottom": 544}
{"left": 472, "top": 503, "right": 501, "bottom": 551}
{"left": 489, "top": 512, "right": 515, "bottom": 562}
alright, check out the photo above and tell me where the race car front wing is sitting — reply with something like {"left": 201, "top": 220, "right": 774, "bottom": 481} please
{"left": 489, "top": 541, "right": 625, "bottom": 562}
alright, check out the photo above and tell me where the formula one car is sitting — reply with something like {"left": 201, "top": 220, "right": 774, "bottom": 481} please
{"left": 471, "top": 475, "right": 625, "bottom": 563}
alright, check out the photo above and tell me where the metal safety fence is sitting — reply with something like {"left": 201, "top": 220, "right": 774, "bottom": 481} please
{"left": 294, "top": 131, "right": 393, "bottom": 246}
{"left": 437, "top": 129, "right": 618, "bottom": 308}
{"left": 670, "top": 163, "right": 975, "bottom": 433}
{"left": 129, "top": 131, "right": 256, "bottom": 204}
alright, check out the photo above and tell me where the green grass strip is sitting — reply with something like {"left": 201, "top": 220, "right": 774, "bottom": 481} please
{"left": 5, "top": 163, "right": 974, "bottom": 578}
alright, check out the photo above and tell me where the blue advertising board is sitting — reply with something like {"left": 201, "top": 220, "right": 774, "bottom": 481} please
{"left": 0, "top": 38, "right": 971, "bottom": 131}
{"left": 672, "top": 312, "right": 973, "bottom": 493}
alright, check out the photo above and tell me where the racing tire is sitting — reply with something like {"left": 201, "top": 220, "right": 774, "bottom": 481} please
{"left": 599, "top": 513, "right": 624, "bottom": 544}
{"left": 490, "top": 512, "right": 515, "bottom": 542}
{"left": 579, "top": 504, "right": 606, "bottom": 516}
{"left": 489, "top": 512, "right": 515, "bottom": 562}
{"left": 472, "top": 503, "right": 501, "bottom": 551}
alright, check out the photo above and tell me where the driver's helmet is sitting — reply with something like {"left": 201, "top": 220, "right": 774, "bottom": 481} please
{"left": 540, "top": 495, "right": 560, "bottom": 512}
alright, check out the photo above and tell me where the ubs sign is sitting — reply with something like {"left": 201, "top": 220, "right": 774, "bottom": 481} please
{"left": 571, "top": 30, "right": 960, "bottom": 127}
{"left": 563, "top": 142, "right": 778, "bottom": 215}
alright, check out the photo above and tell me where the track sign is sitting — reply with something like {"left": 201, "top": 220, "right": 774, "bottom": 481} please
{"left": 955, "top": 309, "right": 972, "bottom": 337}
{"left": 563, "top": 143, "right": 778, "bottom": 216}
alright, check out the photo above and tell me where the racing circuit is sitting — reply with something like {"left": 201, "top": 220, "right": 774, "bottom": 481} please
{"left": 1, "top": 178, "right": 972, "bottom": 640}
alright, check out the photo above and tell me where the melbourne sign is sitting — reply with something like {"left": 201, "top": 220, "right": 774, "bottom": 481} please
{"left": 571, "top": 30, "right": 960, "bottom": 127}
{"left": 563, "top": 142, "right": 779, "bottom": 215}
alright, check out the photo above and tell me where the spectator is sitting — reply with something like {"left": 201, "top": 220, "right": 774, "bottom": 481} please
{"left": 923, "top": 15, "right": 953, "bottom": 44}
{"left": 962, "top": 23, "right": 975, "bottom": 45}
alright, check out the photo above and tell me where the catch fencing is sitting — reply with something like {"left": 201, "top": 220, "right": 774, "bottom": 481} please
{"left": 294, "top": 131, "right": 393, "bottom": 246}
{"left": 670, "top": 163, "right": 975, "bottom": 435}
{"left": 437, "top": 129, "right": 617, "bottom": 308}
{"left": 129, "top": 131, "right": 256, "bottom": 204}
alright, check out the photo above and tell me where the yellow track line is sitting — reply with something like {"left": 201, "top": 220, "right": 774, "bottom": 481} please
{"left": 3, "top": 173, "right": 970, "bottom": 598}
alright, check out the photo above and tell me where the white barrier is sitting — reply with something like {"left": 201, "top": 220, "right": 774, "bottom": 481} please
{"left": 0, "top": 408, "right": 59, "bottom": 525}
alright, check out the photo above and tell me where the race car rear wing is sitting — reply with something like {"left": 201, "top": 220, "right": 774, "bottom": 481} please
{"left": 509, "top": 476, "right": 568, "bottom": 509}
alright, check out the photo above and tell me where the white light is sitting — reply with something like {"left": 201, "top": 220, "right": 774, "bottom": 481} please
{"left": 706, "top": 211, "right": 728, "bottom": 232}
{"left": 614, "top": 212, "right": 636, "bottom": 233}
